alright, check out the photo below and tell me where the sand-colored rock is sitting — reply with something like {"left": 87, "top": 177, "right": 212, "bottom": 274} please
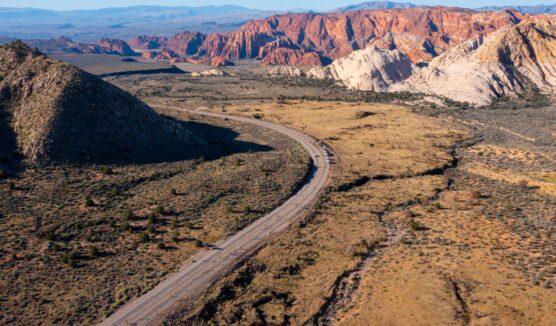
{"left": 267, "top": 66, "right": 305, "bottom": 78}
{"left": 391, "top": 19, "right": 556, "bottom": 105}
{"left": 307, "top": 46, "right": 413, "bottom": 91}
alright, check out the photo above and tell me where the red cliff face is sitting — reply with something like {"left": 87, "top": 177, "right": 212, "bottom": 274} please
{"left": 97, "top": 38, "right": 138, "bottom": 56}
{"left": 158, "top": 7, "right": 530, "bottom": 66}
{"left": 127, "top": 36, "right": 167, "bottom": 50}
{"left": 165, "top": 32, "right": 206, "bottom": 57}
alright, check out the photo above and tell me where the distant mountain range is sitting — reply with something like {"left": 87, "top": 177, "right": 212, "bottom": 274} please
{"left": 335, "top": 1, "right": 416, "bottom": 12}
{"left": 336, "top": 2, "right": 556, "bottom": 13}
{"left": 476, "top": 4, "right": 556, "bottom": 14}
{"left": 1, "top": 2, "right": 555, "bottom": 42}
{"left": 0, "top": 5, "right": 276, "bottom": 42}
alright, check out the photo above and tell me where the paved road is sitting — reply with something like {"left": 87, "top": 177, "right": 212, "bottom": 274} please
{"left": 99, "top": 106, "right": 332, "bottom": 326}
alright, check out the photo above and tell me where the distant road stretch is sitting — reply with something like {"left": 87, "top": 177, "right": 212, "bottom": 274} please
{"left": 99, "top": 106, "right": 332, "bottom": 326}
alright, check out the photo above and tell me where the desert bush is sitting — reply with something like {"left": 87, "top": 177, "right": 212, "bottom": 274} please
{"left": 170, "top": 188, "right": 177, "bottom": 196}
{"left": 471, "top": 191, "right": 482, "bottom": 199}
{"left": 171, "top": 218, "right": 178, "bottom": 229}
{"left": 409, "top": 220, "right": 421, "bottom": 231}
{"left": 139, "top": 232, "right": 150, "bottom": 243}
{"left": 154, "top": 205, "right": 164, "bottom": 215}
{"left": 148, "top": 214, "right": 157, "bottom": 225}
{"left": 62, "top": 251, "right": 78, "bottom": 267}
{"left": 110, "top": 187, "right": 119, "bottom": 197}
{"left": 194, "top": 239, "right": 203, "bottom": 247}
{"left": 89, "top": 246, "right": 100, "bottom": 257}
{"left": 0, "top": 168, "right": 7, "bottom": 179}
{"left": 8, "top": 181, "right": 15, "bottom": 190}
{"left": 157, "top": 243, "right": 166, "bottom": 250}
{"left": 84, "top": 197, "right": 95, "bottom": 207}
{"left": 101, "top": 166, "right": 113, "bottom": 175}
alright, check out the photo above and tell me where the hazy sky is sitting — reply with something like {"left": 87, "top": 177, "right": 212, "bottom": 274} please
{"left": 1, "top": 0, "right": 554, "bottom": 11}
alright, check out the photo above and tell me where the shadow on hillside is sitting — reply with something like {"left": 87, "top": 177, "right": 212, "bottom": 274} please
{"left": 166, "top": 115, "right": 274, "bottom": 162}
{"left": 0, "top": 104, "right": 24, "bottom": 177}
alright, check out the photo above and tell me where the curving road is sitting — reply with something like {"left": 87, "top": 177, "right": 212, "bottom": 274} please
{"left": 99, "top": 106, "right": 332, "bottom": 326}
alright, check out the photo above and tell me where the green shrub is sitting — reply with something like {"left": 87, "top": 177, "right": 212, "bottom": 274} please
{"left": 89, "top": 246, "right": 100, "bottom": 257}
{"left": 122, "top": 221, "right": 132, "bottom": 232}
{"left": 139, "top": 233, "right": 150, "bottom": 243}
{"left": 194, "top": 239, "right": 203, "bottom": 247}
{"left": 148, "top": 214, "right": 157, "bottom": 226}
{"left": 84, "top": 197, "right": 95, "bottom": 207}
{"left": 171, "top": 218, "right": 178, "bottom": 229}
{"left": 154, "top": 205, "right": 164, "bottom": 215}
{"left": 409, "top": 220, "right": 420, "bottom": 231}
{"left": 101, "top": 166, "right": 113, "bottom": 175}
{"left": 110, "top": 187, "right": 119, "bottom": 197}
{"left": 62, "top": 251, "right": 78, "bottom": 267}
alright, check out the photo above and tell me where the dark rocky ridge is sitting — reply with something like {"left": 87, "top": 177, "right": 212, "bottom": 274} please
{"left": 0, "top": 41, "right": 203, "bottom": 165}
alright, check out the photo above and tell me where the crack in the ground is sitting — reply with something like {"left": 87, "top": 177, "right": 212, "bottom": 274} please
{"left": 306, "top": 143, "right": 474, "bottom": 325}
{"left": 449, "top": 279, "right": 471, "bottom": 326}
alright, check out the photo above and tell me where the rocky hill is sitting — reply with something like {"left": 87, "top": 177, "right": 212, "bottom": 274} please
{"left": 391, "top": 19, "right": 556, "bottom": 105}
{"left": 155, "top": 7, "right": 526, "bottom": 66}
{"left": 127, "top": 35, "right": 168, "bottom": 50}
{"left": 306, "top": 46, "right": 413, "bottom": 91}
{"left": 0, "top": 41, "right": 202, "bottom": 164}
{"left": 24, "top": 37, "right": 139, "bottom": 56}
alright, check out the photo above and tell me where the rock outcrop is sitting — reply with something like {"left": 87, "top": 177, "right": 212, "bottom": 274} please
{"left": 24, "top": 37, "right": 139, "bottom": 56}
{"left": 165, "top": 31, "right": 206, "bottom": 57}
{"left": 210, "top": 56, "right": 234, "bottom": 67}
{"left": 307, "top": 46, "right": 413, "bottom": 91}
{"left": 97, "top": 38, "right": 138, "bottom": 56}
{"left": 391, "top": 19, "right": 556, "bottom": 105}
{"left": 155, "top": 7, "right": 528, "bottom": 66}
{"left": 0, "top": 42, "right": 202, "bottom": 164}
{"left": 267, "top": 66, "right": 305, "bottom": 78}
{"left": 127, "top": 35, "right": 168, "bottom": 50}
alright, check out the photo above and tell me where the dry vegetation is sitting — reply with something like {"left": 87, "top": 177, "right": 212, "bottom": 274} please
{"left": 164, "top": 100, "right": 483, "bottom": 325}
{"left": 0, "top": 114, "right": 309, "bottom": 325}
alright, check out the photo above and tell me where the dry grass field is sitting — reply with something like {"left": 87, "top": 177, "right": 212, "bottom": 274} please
{"left": 164, "top": 100, "right": 490, "bottom": 325}
{"left": 0, "top": 114, "right": 309, "bottom": 325}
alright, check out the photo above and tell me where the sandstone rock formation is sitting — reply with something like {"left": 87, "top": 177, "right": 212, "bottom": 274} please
{"left": 267, "top": 66, "right": 305, "bottom": 78}
{"left": 127, "top": 35, "right": 168, "bottom": 50}
{"left": 307, "top": 46, "right": 413, "bottom": 91}
{"left": 210, "top": 56, "right": 234, "bottom": 67}
{"left": 155, "top": 7, "right": 528, "bottom": 67}
{"left": 165, "top": 31, "right": 206, "bottom": 57}
{"left": 391, "top": 19, "right": 556, "bottom": 105}
{"left": 97, "top": 38, "right": 138, "bottom": 56}
{"left": 191, "top": 68, "right": 229, "bottom": 77}
{"left": 0, "top": 42, "right": 202, "bottom": 164}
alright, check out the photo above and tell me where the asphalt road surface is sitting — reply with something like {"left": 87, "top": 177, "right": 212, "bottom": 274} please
{"left": 99, "top": 106, "right": 332, "bottom": 326}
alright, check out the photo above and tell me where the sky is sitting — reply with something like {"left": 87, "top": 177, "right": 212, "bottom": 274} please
{"left": 0, "top": 0, "right": 554, "bottom": 11}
